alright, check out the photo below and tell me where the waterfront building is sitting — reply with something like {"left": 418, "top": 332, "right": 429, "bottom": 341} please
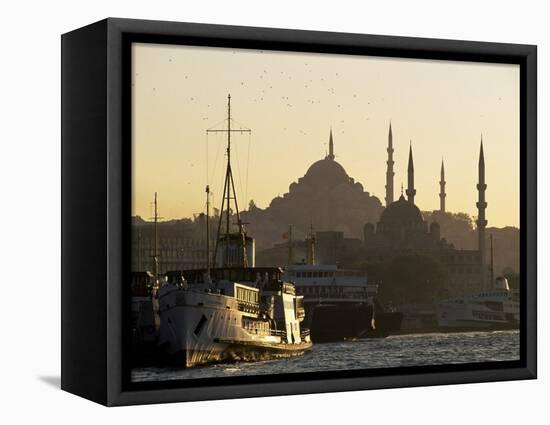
{"left": 131, "top": 214, "right": 214, "bottom": 273}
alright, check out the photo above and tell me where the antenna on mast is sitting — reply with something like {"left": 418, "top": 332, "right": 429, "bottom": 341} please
{"left": 206, "top": 94, "right": 252, "bottom": 267}
{"left": 307, "top": 223, "right": 316, "bottom": 265}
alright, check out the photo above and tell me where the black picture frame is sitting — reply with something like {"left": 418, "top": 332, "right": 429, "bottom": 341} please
{"left": 61, "top": 17, "right": 537, "bottom": 406}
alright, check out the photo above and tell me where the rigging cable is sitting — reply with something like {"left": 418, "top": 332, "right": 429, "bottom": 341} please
{"left": 211, "top": 130, "right": 225, "bottom": 211}
{"left": 230, "top": 117, "right": 252, "bottom": 210}
{"left": 232, "top": 123, "right": 245, "bottom": 211}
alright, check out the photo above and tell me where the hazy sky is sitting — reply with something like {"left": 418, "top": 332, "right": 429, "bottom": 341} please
{"left": 132, "top": 43, "right": 519, "bottom": 228}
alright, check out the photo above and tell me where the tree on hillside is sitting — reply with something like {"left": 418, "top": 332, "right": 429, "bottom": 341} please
{"left": 379, "top": 254, "right": 448, "bottom": 306}
{"left": 423, "top": 210, "right": 476, "bottom": 249}
{"left": 348, "top": 260, "right": 386, "bottom": 284}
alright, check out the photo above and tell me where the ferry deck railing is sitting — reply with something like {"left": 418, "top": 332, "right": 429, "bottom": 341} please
{"left": 237, "top": 301, "right": 260, "bottom": 315}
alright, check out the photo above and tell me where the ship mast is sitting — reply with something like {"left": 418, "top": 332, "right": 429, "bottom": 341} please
{"left": 151, "top": 192, "right": 162, "bottom": 283}
{"left": 206, "top": 94, "right": 252, "bottom": 267}
{"left": 490, "top": 234, "right": 494, "bottom": 288}
{"left": 205, "top": 185, "right": 210, "bottom": 274}
{"left": 308, "top": 223, "right": 316, "bottom": 265}
{"left": 137, "top": 229, "right": 142, "bottom": 271}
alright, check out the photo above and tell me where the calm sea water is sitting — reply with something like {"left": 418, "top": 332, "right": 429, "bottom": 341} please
{"left": 131, "top": 330, "right": 520, "bottom": 382}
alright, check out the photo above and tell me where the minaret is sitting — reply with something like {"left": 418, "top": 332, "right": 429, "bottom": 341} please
{"left": 406, "top": 142, "right": 416, "bottom": 204}
{"left": 439, "top": 159, "right": 446, "bottom": 213}
{"left": 476, "top": 137, "right": 488, "bottom": 289}
{"left": 385, "top": 122, "right": 395, "bottom": 206}
{"left": 328, "top": 128, "right": 335, "bottom": 161}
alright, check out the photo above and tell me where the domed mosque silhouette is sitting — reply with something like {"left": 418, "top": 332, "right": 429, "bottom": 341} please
{"left": 242, "top": 128, "right": 383, "bottom": 246}
{"left": 362, "top": 124, "right": 491, "bottom": 297}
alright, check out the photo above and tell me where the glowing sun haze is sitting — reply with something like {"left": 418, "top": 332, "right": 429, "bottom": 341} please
{"left": 132, "top": 43, "right": 519, "bottom": 228}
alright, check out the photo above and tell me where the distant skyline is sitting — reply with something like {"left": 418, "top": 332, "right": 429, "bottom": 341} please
{"left": 132, "top": 43, "right": 519, "bottom": 228}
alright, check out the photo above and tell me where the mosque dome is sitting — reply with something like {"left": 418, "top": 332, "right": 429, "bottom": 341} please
{"left": 298, "top": 128, "right": 353, "bottom": 188}
{"left": 303, "top": 157, "right": 351, "bottom": 187}
{"left": 380, "top": 195, "right": 423, "bottom": 225}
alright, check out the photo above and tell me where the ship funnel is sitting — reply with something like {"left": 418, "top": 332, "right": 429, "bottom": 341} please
{"left": 494, "top": 276, "right": 510, "bottom": 291}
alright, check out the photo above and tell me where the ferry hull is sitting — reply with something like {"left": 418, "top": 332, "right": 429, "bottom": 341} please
{"left": 436, "top": 302, "right": 519, "bottom": 331}
{"left": 158, "top": 300, "right": 238, "bottom": 367}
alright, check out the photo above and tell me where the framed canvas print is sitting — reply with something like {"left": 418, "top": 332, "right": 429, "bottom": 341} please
{"left": 61, "top": 18, "right": 537, "bottom": 406}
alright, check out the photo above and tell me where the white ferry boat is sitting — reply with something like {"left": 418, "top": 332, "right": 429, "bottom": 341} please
{"left": 436, "top": 276, "right": 519, "bottom": 330}
{"left": 157, "top": 267, "right": 311, "bottom": 367}
{"left": 156, "top": 95, "right": 311, "bottom": 367}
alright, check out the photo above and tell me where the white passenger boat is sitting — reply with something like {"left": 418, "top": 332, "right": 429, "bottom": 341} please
{"left": 282, "top": 230, "right": 402, "bottom": 340}
{"left": 283, "top": 264, "right": 377, "bottom": 341}
{"left": 436, "top": 276, "right": 519, "bottom": 330}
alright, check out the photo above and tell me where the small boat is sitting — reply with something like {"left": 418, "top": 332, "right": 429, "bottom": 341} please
{"left": 131, "top": 271, "right": 158, "bottom": 344}
{"left": 130, "top": 271, "right": 162, "bottom": 366}
{"left": 130, "top": 193, "right": 164, "bottom": 366}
